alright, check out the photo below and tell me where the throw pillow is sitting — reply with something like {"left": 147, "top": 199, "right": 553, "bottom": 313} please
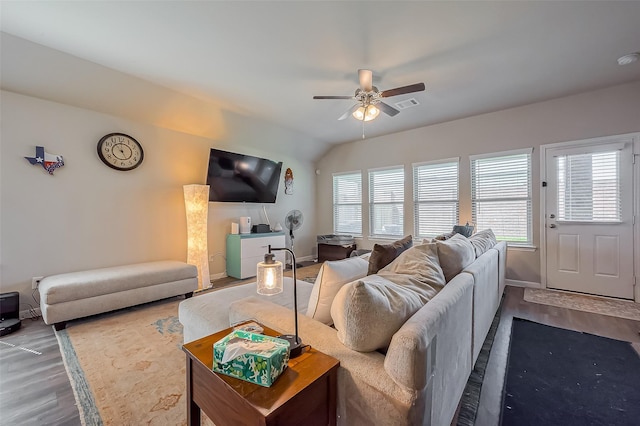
{"left": 379, "top": 242, "right": 446, "bottom": 289}
{"left": 367, "top": 235, "right": 413, "bottom": 275}
{"left": 305, "top": 256, "right": 369, "bottom": 325}
{"left": 331, "top": 243, "right": 444, "bottom": 352}
{"left": 468, "top": 229, "right": 497, "bottom": 258}
{"left": 436, "top": 233, "right": 476, "bottom": 282}
{"left": 452, "top": 224, "right": 474, "bottom": 237}
{"left": 434, "top": 231, "right": 455, "bottom": 241}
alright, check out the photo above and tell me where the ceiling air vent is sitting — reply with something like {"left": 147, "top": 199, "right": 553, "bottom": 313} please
{"left": 394, "top": 98, "right": 420, "bottom": 110}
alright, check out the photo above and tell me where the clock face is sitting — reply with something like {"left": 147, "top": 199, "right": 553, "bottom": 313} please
{"left": 97, "top": 133, "right": 144, "bottom": 171}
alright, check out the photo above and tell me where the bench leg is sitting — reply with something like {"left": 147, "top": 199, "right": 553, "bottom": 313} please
{"left": 54, "top": 321, "right": 67, "bottom": 331}
{"left": 185, "top": 292, "right": 194, "bottom": 299}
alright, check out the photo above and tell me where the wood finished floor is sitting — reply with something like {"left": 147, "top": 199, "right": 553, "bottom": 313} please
{"left": 0, "top": 318, "right": 79, "bottom": 426}
{"left": 1, "top": 285, "right": 638, "bottom": 426}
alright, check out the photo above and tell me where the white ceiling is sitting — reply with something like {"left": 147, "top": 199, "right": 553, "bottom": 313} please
{"left": 2, "top": 1, "right": 639, "bottom": 156}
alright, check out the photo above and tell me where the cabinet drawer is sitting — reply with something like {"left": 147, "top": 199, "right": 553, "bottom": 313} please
{"left": 241, "top": 235, "right": 286, "bottom": 258}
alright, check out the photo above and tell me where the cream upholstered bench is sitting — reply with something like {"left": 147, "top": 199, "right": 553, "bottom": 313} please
{"left": 39, "top": 260, "right": 198, "bottom": 330}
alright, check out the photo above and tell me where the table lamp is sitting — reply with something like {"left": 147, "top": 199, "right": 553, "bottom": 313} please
{"left": 256, "top": 245, "right": 303, "bottom": 358}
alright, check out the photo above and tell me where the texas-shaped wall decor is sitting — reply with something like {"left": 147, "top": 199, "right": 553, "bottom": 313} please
{"left": 25, "top": 146, "right": 65, "bottom": 175}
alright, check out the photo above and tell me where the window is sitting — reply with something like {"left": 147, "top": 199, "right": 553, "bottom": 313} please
{"left": 557, "top": 150, "right": 621, "bottom": 222}
{"left": 471, "top": 149, "right": 532, "bottom": 245}
{"left": 333, "top": 172, "right": 362, "bottom": 235}
{"left": 413, "top": 159, "right": 459, "bottom": 238}
{"left": 369, "top": 167, "right": 404, "bottom": 238}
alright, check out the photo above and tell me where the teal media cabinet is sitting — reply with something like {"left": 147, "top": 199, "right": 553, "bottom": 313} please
{"left": 226, "top": 233, "right": 286, "bottom": 279}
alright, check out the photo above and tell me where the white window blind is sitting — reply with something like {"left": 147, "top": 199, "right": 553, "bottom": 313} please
{"left": 369, "top": 167, "right": 404, "bottom": 238}
{"left": 333, "top": 172, "right": 362, "bottom": 235}
{"left": 413, "top": 160, "right": 459, "bottom": 238}
{"left": 471, "top": 150, "right": 532, "bottom": 245}
{"left": 557, "top": 150, "right": 621, "bottom": 222}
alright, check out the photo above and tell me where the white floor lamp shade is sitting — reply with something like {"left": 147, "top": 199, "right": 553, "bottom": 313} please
{"left": 184, "top": 184, "right": 210, "bottom": 289}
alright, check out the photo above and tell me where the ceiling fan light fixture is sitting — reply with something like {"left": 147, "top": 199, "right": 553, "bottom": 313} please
{"left": 353, "top": 105, "right": 380, "bottom": 121}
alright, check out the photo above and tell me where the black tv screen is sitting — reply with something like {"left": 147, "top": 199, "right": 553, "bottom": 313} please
{"left": 206, "top": 148, "right": 283, "bottom": 203}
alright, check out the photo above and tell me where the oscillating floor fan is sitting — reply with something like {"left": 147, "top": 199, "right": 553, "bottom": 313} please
{"left": 284, "top": 209, "right": 304, "bottom": 268}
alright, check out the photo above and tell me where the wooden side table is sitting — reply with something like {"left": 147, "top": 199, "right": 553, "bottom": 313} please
{"left": 183, "top": 324, "right": 339, "bottom": 426}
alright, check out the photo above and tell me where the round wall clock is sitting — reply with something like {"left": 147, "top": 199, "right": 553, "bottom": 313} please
{"left": 97, "top": 133, "right": 144, "bottom": 171}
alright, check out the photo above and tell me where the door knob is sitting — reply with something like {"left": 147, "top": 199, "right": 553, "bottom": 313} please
{"left": 549, "top": 224, "right": 557, "bottom": 228}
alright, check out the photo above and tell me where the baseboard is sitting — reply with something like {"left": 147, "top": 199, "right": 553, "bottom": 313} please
{"left": 298, "top": 255, "right": 316, "bottom": 262}
{"left": 506, "top": 279, "right": 542, "bottom": 289}
{"left": 209, "top": 272, "right": 227, "bottom": 281}
{"left": 19, "top": 307, "right": 41, "bottom": 320}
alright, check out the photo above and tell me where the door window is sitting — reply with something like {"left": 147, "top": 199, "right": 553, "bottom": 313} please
{"left": 557, "top": 151, "right": 621, "bottom": 222}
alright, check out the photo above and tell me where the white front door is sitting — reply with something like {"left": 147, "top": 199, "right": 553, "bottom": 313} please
{"left": 545, "top": 136, "right": 635, "bottom": 299}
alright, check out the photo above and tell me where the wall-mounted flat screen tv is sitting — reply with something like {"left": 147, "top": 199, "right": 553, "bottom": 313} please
{"left": 206, "top": 148, "right": 283, "bottom": 203}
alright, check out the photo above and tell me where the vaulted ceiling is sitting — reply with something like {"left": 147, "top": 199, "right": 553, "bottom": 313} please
{"left": 2, "top": 1, "right": 639, "bottom": 160}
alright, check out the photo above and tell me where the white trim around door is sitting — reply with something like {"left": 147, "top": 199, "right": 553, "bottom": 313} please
{"left": 540, "top": 132, "right": 639, "bottom": 302}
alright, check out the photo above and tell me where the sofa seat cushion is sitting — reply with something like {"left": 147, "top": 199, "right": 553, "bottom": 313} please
{"left": 436, "top": 234, "right": 476, "bottom": 282}
{"left": 306, "top": 256, "right": 369, "bottom": 325}
{"left": 331, "top": 243, "right": 445, "bottom": 352}
{"left": 39, "top": 261, "right": 197, "bottom": 304}
{"left": 468, "top": 229, "right": 497, "bottom": 258}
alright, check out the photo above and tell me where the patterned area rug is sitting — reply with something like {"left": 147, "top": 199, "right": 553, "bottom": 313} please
{"left": 524, "top": 288, "right": 640, "bottom": 321}
{"left": 55, "top": 299, "right": 191, "bottom": 425}
{"left": 55, "top": 264, "right": 322, "bottom": 425}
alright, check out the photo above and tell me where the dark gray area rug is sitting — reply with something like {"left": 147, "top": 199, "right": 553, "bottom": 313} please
{"left": 501, "top": 318, "right": 640, "bottom": 426}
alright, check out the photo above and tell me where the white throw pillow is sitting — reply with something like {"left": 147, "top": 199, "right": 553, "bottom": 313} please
{"left": 468, "top": 229, "right": 497, "bottom": 258}
{"left": 436, "top": 233, "right": 476, "bottom": 282}
{"left": 306, "top": 256, "right": 369, "bottom": 325}
{"left": 331, "top": 243, "right": 444, "bottom": 352}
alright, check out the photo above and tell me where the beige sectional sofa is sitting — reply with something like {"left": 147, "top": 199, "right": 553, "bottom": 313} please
{"left": 179, "top": 232, "right": 506, "bottom": 426}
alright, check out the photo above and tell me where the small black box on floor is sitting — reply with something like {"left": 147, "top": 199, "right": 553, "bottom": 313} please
{"left": 0, "top": 292, "right": 21, "bottom": 336}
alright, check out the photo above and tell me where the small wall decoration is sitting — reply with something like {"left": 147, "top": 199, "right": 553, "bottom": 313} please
{"left": 24, "top": 146, "right": 64, "bottom": 175}
{"left": 284, "top": 167, "right": 294, "bottom": 195}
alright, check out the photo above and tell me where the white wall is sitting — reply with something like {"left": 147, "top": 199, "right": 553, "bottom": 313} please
{"left": 0, "top": 91, "right": 316, "bottom": 306}
{"left": 316, "top": 81, "right": 640, "bottom": 284}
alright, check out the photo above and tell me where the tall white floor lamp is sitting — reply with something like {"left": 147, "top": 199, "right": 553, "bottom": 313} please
{"left": 183, "top": 184, "right": 210, "bottom": 290}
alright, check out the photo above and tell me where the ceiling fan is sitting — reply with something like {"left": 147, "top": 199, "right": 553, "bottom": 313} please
{"left": 313, "top": 69, "right": 425, "bottom": 123}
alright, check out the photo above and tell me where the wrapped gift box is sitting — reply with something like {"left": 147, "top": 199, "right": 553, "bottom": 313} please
{"left": 213, "top": 330, "right": 290, "bottom": 387}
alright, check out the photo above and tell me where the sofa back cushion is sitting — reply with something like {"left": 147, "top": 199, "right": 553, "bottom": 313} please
{"left": 468, "top": 229, "right": 497, "bottom": 258}
{"left": 436, "top": 233, "right": 476, "bottom": 282}
{"left": 367, "top": 235, "right": 413, "bottom": 275}
{"left": 331, "top": 243, "right": 445, "bottom": 352}
{"left": 306, "top": 256, "right": 369, "bottom": 325}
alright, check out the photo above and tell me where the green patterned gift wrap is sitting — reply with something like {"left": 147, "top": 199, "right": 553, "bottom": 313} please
{"left": 213, "top": 330, "right": 291, "bottom": 387}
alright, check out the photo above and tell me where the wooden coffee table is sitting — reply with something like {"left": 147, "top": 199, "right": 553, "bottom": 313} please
{"left": 182, "top": 324, "right": 339, "bottom": 426}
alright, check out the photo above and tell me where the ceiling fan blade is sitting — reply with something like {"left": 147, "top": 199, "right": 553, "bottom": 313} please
{"left": 358, "top": 69, "right": 373, "bottom": 91}
{"left": 313, "top": 95, "right": 353, "bottom": 99}
{"left": 377, "top": 102, "right": 400, "bottom": 117}
{"left": 338, "top": 104, "right": 361, "bottom": 120}
{"left": 380, "top": 82, "right": 425, "bottom": 98}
